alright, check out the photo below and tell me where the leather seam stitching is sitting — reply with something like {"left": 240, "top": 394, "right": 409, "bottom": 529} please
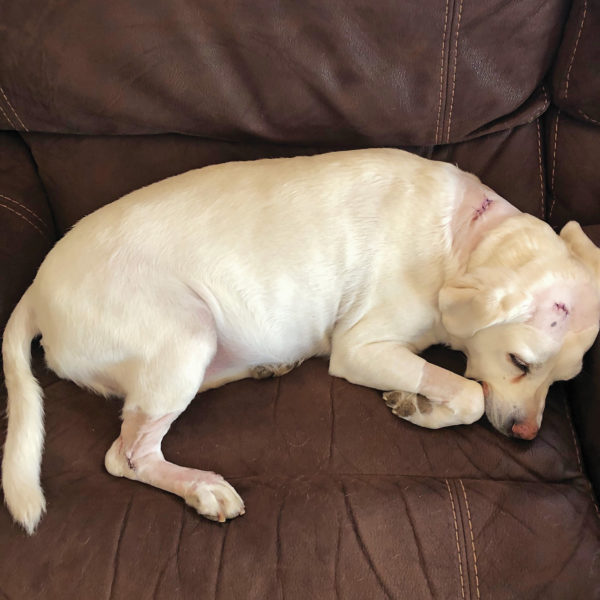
{"left": 563, "top": 396, "right": 583, "bottom": 472}
{"left": 445, "top": 0, "right": 464, "bottom": 143}
{"left": 459, "top": 480, "right": 481, "bottom": 600}
{"left": 578, "top": 109, "right": 600, "bottom": 125}
{"left": 0, "top": 193, "right": 48, "bottom": 230}
{"left": 0, "top": 84, "right": 29, "bottom": 132}
{"left": 528, "top": 85, "right": 550, "bottom": 125}
{"left": 563, "top": 0, "right": 588, "bottom": 101}
{"left": 0, "top": 201, "right": 50, "bottom": 241}
{"left": 445, "top": 479, "right": 466, "bottom": 599}
{"left": 435, "top": 0, "right": 451, "bottom": 145}
{"left": 562, "top": 396, "right": 600, "bottom": 522}
{"left": 549, "top": 110, "right": 560, "bottom": 218}
{"left": 535, "top": 119, "right": 545, "bottom": 218}
{"left": 0, "top": 99, "right": 17, "bottom": 129}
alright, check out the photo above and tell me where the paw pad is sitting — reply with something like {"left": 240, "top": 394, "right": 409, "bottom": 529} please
{"left": 383, "top": 391, "right": 433, "bottom": 418}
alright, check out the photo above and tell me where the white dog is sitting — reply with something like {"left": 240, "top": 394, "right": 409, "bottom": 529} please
{"left": 3, "top": 149, "right": 600, "bottom": 534}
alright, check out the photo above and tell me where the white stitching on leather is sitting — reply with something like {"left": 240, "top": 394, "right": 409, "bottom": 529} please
{"left": 578, "top": 109, "right": 600, "bottom": 125}
{"left": 435, "top": 0, "right": 450, "bottom": 145}
{"left": 563, "top": 396, "right": 583, "bottom": 471}
{"left": 0, "top": 84, "right": 29, "bottom": 132}
{"left": 459, "top": 480, "right": 480, "bottom": 600}
{"left": 549, "top": 110, "right": 560, "bottom": 218}
{"left": 563, "top": 0, "right": 588, "bottom": 101}
{"left": 562, "top": 396, "right": 600, "bottom": 520}
{"left": 445, "top": 479, "right": 466, "bottom": 599}
{"left": 0, "top": 100, "right": 17, "bottom": 129}
{"left": 536, "top": 119, "right": 545, "bottom": 218}
{"left": 0, "top": 194, "right": 48, "bottom": 230}
{"left": 0, "top": 201, "right": 49, "bottom": 240}
{"left": 445, "top": 0, "right": 464, "bottom": 143}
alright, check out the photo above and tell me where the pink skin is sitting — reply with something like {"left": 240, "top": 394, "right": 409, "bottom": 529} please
{"left": 419, "top": 362, "right": 474, "bottom": 401}
{"left": 529, "top": 283, "right": 599, "bottom": 339}
{"left": 114, "top": 410, "right": 223, "bottom": 490}
{"left": 106, "top": 410, "right": 244, "bottom": 521}
{"left": 512, "top": 421, "right": 538, "bottom": 440}
{"left": 451, "top": 184, "right": 521, "bottom": 260}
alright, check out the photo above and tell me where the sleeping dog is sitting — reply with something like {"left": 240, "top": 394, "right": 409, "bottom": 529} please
{"left": 3, "top": 148, "right": 600, "bottom": 534}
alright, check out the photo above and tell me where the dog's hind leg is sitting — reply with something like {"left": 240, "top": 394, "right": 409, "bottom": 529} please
{"left": 104, "top": 316, "right": 244, "bottom": 522}
{"left": 105, "top": 409, "right": 244, "bottom": 521}
{"left": 250, "top": 360, "right": 304, "bottom": 379}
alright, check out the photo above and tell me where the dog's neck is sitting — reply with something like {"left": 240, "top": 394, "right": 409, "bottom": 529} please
{"left": 450, "top": 186, "right": 521, "bottom": 265}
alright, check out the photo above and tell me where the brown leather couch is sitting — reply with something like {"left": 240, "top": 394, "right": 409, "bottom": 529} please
{"left": 1, "top": 1, "right": 599, "bottom": 598}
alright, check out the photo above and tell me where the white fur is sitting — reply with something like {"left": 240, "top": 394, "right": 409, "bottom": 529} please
{"left": 3, "top": 148, "right": 600, "bottom": 533}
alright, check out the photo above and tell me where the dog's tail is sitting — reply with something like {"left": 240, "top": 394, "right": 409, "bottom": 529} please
{"left": 2, "top": 286, "right": 45, "bottom": 534}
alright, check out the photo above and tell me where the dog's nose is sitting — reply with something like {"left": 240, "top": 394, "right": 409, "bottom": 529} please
{"left": 511, "top": 420, "right": 538, "bottom": 440}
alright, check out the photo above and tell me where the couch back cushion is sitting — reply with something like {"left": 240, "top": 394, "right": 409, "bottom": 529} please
{"left": 1, "top": 0, "right": 567, "bottom": 145}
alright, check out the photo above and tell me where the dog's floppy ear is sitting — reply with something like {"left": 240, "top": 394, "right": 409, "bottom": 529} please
{"left": 439, "top": 270, "right": 532, "bottom": 338}
{"left": 560, "top": 221, "right": 600, "bottom": 285}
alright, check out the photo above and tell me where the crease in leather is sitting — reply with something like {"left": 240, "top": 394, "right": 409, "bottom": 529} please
{"left": 107, "top": 491, "right": 135, "bottom": 600}
{"left": 341, "top": 481, "right": 394, "bottom": 600}
{"left": 213, "top": 518, "right": 229, "bottom": 599}
{"left": 394, "top": 482, "right": 436, "bottom": 598}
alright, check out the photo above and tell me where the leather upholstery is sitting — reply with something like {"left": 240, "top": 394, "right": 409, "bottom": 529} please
{"left": 1, "top": 1, "right": 599, "bottom": 597}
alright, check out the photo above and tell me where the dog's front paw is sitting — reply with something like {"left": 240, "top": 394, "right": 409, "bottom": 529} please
{"left": 184, "top": 477, "right": 245, "bottom": 523}
{"left": 383, "top": 381, "right": 484, "bottom": 429}
{"left": 384, "top": 388, "right": 454, "bottom": 428}
{"left": 384, "top": 390, "right": 433, "bottom": 417}
{"left": 454, "top": 379, "right": 485, "bottom": 424}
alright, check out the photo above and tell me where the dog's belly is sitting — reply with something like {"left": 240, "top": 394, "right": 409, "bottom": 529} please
{"left": 200, "top": 321, "right": 332, "bottom": 391}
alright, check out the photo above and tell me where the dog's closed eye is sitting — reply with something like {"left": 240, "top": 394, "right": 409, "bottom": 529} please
{"left": 509, "top": 353, "right": 530, "bottom": 375}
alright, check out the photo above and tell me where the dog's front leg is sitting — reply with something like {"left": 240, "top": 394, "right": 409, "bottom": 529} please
{"left": 329, "top": 339, "right": 484, "bottom": 428}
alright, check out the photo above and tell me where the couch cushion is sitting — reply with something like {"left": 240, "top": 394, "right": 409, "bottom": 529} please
{"left": 0, "top": 132, "right": 55, "bottom": 330}
{"left": 569, "top": 225, "right": 600, "bottom": 498}
{"left": 1, "top": 345, "right": 599, "bottom": 598}
{"left": 545, "top": 107, "right": 600, "bottom": 228}
{"left": 23, "top": 122, "right": 545, "bottom": 237}
{"left": 1, "top": 0, "right": 565, "bottom": 145}
{"left": 552, "top": 0, "right": 600, "bottom": 125}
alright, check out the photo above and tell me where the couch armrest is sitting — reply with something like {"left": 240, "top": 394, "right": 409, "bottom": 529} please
{"left": 569, "top": 340, "right": 600, "bottom": 500}
{"left": 0, "top": 133, "right": 55, "bottom": 333}
{"left": 568, "top": 224, "right": 600, "bottom": 500}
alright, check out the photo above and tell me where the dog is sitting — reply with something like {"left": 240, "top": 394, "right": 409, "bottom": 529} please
{"left": 3, "top": 148, "right": 600, "bottom": 534}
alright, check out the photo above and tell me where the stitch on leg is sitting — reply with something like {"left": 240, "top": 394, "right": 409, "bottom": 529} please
{"left": 445, "top": 479, "right": 465, "bottom": 599}
{"left": 435, "top": 0, "right": 450, "bottom": 145}
{"left": 0, "top": 194, "right": 48, "bottom": 231}
{"left": 459, "top": 480, "right": 480, "bottom": 600}
{"left": 549, "top": 110, "right": 560, "bottom": 219}
{"left": 0, "top": 202, "right": 50, "bottom": 241}
{"left": 563, "top": 0, "right": 588, "bottom": 101}
{"left": 535, "top": 120, "right": 545, "bottom": 218}
{"left": 0, "top": 85, "right": 28, "bottom": 132}
{"left": 445, "top": 0, "right": 464, "bottom": 144}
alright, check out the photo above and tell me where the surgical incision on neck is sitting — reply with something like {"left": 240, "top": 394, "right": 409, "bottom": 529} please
{"left": 472, "top": 197, "right": 493, "bottom": 221}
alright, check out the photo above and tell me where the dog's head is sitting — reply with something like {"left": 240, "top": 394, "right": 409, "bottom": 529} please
{"left": 439, "top": 216, "right": 600, "bottom": 439}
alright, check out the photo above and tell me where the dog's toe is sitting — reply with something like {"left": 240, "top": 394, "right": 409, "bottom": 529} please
{"left": 383, "top": 390, "right": 417, "bottom": 417}
{"left": 184, "top": 478, "right": 245, "bottom": 522}
{"left": 383, "top": 390, "right": 435, "bottom": 419}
